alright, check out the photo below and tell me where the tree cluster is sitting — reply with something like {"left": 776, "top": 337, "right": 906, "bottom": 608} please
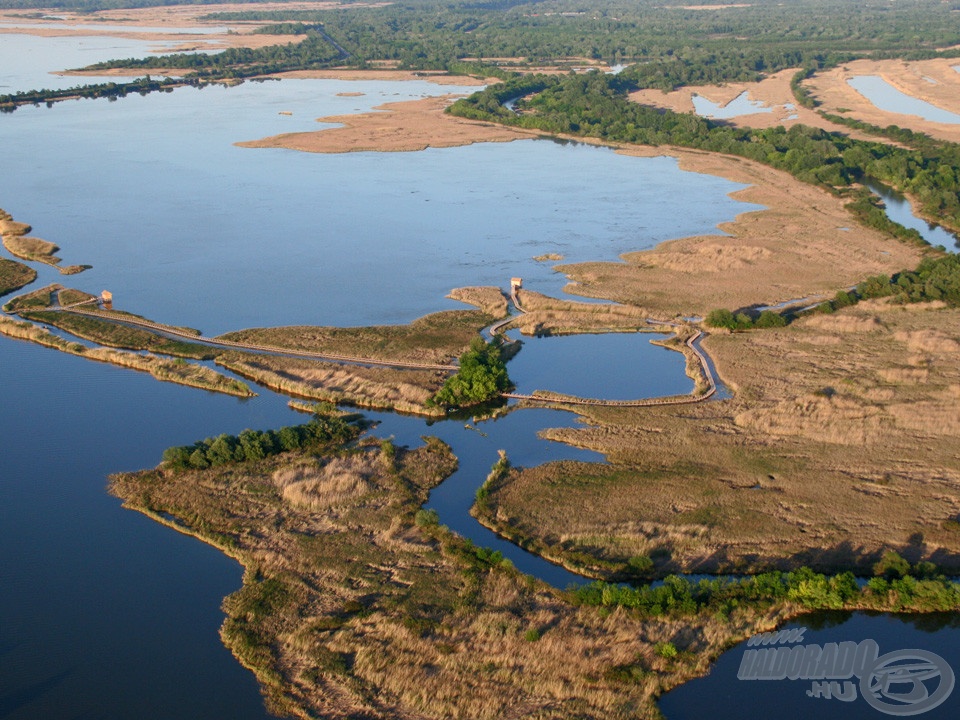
{"left": 430, "top": 336, "right": 511, "bottom": 408}
{"left": 574, "top": 554, "right": 960, "bottom": 616}
{"left": 161, "top": 413, "right": 356, "bottom": 471}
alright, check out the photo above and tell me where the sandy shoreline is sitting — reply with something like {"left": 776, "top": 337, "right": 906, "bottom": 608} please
{"left": 236, "top": 94, "right": 534, "bottom": 153}
{"left": 804, "top": 57, "right": 960, "bottom": 143}
{"left": 236, "top": 90, "right": 923, "bottom": 314}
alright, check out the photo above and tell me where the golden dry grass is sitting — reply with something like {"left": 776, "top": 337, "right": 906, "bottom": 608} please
{"left": 555, "top": 146, "right": 924, "bottom": 317}
{"left": 804, "top": 58, "right": 960, "bottom": 144}
{"left": 109, "top": 432, "right": 799, "bottom": 720}
{"left": 506, "top": 290, "right": 651, "bottom": 335}
{"left": 447, "top": 286, "right": 509, "bottom": 318}
{"left": 483, "top": 301, "right": 960, "bottom": 577}
{"left": 236, "top": 95, "right": 534, "bottom": 154}
{"left": 1, "top": 209, "right": 89, "bottom": 274}
{"left": 218, "top": 353, "right": 447, "bottom": 416}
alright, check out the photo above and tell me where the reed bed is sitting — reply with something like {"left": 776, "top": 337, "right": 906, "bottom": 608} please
{"left": 219, "top": 309, "right": 491, "bottom": 365}
{"left": 110, "top": 431, "right": 795, "bottom": 720}
{"left": 483, "top": 301, "right": 960, "bottom": 577}
{"left": 0, "top": 315, "right": 253, "bottom": 396}
{"left": 218, "top": 353, "right": 447, "bottom": 417}
{"left": 0, "top": 257, "right": 36, "bottom": 297}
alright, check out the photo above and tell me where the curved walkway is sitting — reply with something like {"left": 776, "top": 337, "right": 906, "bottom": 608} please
{"left": 41, "top": 304, "right": 457, "bottom": 372}
{"left": 490, "top": 295, "right": 720, "bottom": 408}
{"left": 32, "top": 287, "right": 723, "bottom": 408}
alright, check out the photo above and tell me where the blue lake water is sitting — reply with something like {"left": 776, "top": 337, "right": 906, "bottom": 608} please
{"left": 848, "top": 75, "right": 960, "bottom": 125}
{"left": 868, "top": 180, "right": 960, "bottom": 251}
{"left": 507, "top": 331, "right": 693, "bottom": 400}
{"left": 0, "top": 32, "right": 180, "bottom": 92}
{"left": 1, "top": 31, "right": 955, "bottom": 720}
{"left": 660, "top": 612, "right": 960, "bottom": 719}
{"left": 692, "top": 91, "right": 772, "bottom": 119}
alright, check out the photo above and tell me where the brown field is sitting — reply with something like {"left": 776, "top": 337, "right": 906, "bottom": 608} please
{"left": 219, "top": 306, "right": 497, "bottom": 365}
{"left": 483, "top": 301, "right": 960, "bottom": 578}
{"left": 110, "top": 432, "right": 805, "bottom": 720}
{"left": 803, "top": 58, "right": 960, "bottom": 144}
{"left": 555, "top": 145, "right": 924, "bottom": 317}
{"left": 0, "top": 257, "right": 36, "bottom": 297}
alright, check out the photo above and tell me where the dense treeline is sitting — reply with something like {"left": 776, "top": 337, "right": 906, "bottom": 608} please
{"left": 0, "top": 76, "right": 185, "bottom": 111}
{"left": 161, "top": 412, "right": 357, "bottom": 471}
{"left": 449, "top": 71, "right": 960, "bottom": 232}
{"left": 573, "top": 554, "right": 960, "bottom": 615}
{"left": 196, "top": 0, "right": 960, "bottom": 69}
{"left": 10, "top": 0, "right": 960, "bottom": 112}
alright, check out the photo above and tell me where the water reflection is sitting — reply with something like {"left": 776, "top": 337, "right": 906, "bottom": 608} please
{"left": 660, "top": 611, "right": 960, "bottom": 719}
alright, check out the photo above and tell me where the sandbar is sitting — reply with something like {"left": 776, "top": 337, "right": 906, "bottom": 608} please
{"left": 236, "top": 94, "right": 533, "bottom": 153}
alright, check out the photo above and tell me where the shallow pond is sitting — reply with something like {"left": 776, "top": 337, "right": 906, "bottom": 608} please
{"left": 691, "top": 90, "right": 772, "bottom": 119}
{"left": 848, "top": 75, "right": 960, "bottom": 125}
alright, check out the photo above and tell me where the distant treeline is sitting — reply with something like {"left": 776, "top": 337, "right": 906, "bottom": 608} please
{"left": 83, "top": 31, "right": 345, "bottom": 76}
{"left": 0, "top": 76, "right": 185, "bottom": 111}
{"left": 449, "top": 71, "right": 960, "bottom": 233}
{"left": 8, "top": 0, "right": 960, "bottom": 113}
{"left": 161, "top": 413, "right": 357, "bottom": 471}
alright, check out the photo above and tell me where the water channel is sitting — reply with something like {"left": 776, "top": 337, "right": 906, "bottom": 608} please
{"left": 1, "top": 32, "right": 957, "bottom": 719}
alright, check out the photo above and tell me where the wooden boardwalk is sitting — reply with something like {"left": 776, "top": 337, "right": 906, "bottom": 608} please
{"left": 490, "top": 294, "right": 720, "bottom": 408}
{"left": 45, "top": 305, "right": 457, "bottom": 372}
{"left": 28, "top": 285, "right": 723, "bottom": 409}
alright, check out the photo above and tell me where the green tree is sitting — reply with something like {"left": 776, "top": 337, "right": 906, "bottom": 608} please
{"left": 431, "top": 337, "right": 511, "bottom": 408}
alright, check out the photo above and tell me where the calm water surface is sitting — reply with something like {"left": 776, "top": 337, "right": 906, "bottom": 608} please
{"left": 848, "top": 75, "right": 960, "bottom": 125}
{"left": 692, "top": 90, "right": 772, "bottom": 119}
{"left": 3, "top": 32, "right": 954, "bottom": 720}
{"left": 0, "top": 32, "right": 180, "bottom": 92}
{"left": 868, "top": 180, "right": 960, "bottom": 251}
{"left": 660, "top": 611, "right": 960, "bottom": 718}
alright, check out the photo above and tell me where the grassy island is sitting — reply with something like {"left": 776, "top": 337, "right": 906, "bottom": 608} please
{"left": 110, "top": 418, "right": 960, "bottom": 719}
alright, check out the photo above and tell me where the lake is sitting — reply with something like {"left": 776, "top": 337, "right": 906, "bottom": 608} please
{"left": 848, "top": 75, "right": 960, "bottom": 125}
{"left": 1, "top": 30, "right": 954, "bottom": 720}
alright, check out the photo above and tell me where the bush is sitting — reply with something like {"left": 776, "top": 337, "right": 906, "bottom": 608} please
{"left": 874, "top": 550, "right": 911, "bottom": 580}
{"left": 655, "top": 641, "right": 678, "bottom": 659}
